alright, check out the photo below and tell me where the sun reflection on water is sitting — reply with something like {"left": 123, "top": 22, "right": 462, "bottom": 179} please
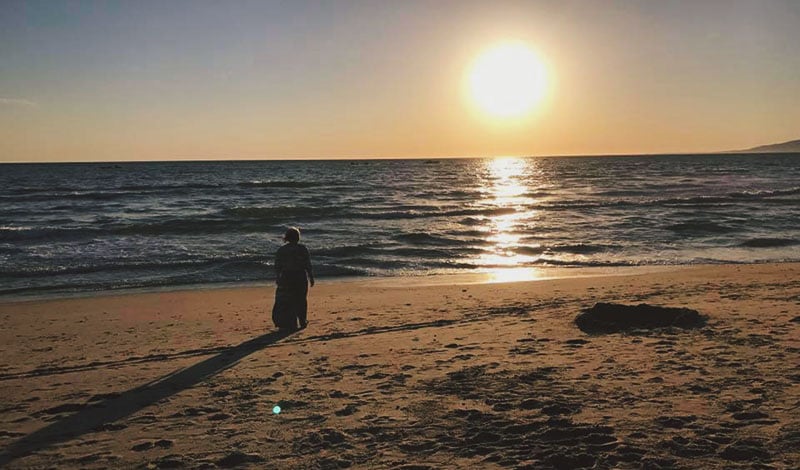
{"left": 475, "top": 157, "right": 542, "bottom": 282}
{"left": 484, "top": 266, "right": 546, "bottom": 283}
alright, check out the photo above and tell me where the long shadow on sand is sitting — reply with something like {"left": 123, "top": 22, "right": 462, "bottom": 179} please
{"left": 0, "top": 329, "right": 296, "bottom": 467}
{"left": 0, "top": 318, "right": 464, "bottom": 381}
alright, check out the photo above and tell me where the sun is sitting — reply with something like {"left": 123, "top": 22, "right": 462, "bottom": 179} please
{"left": 468, "top": 42, "right": 548, "bottom": 119}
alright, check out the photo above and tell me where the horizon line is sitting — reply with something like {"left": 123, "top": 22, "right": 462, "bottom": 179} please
{"left": 3, "top": 150, "right": 796, "bottom": 165}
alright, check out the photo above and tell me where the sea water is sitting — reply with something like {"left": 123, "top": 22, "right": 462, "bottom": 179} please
{"left": 1, "top": 154, "right": 799, "bottom": 297}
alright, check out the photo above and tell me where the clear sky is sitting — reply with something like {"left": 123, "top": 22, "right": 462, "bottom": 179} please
{"left": 1, "top": 0, "right": 798, "bottom": 162}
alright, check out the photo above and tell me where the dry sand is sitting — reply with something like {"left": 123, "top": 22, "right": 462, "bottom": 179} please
{"left": 0, "top": 263, "right": 798, "bottom": 469}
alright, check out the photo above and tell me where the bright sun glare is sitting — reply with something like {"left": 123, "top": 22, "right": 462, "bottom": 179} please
{"left": 468, "top": 43, "right": 548, "bottom": 119}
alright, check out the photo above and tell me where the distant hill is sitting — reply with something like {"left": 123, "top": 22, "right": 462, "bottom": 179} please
{"left": 734, "top": 139, "right": 800, "bottom": 153}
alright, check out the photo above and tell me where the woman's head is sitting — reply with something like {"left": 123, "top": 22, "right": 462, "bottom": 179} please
{"left": 283, "top": 227, "right": 301, "bottom": 243}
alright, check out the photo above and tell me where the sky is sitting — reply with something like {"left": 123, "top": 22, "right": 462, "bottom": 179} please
{"left": 1, "top": 0, "right": 799, "bottom": 162}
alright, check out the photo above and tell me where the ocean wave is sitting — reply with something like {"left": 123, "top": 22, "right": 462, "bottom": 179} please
{"left": 395, "top": 231, "right": 494, "bottom": 248}
{"left": 514, "top": 245, "right": 545, "bottom": 256}
{"left": 739, "top": 237, "right": 799, "bottom": 248}
{"left": 112, "top": 219, "right": 233, "bottom": 236}
{"left": 0, "top": 207, "right": 32, "bottom": 217}
{"left": 384, "top": 247, "right": 462, "bottom": 258}
{"left": 536, "top": 197, "right": 725, "bottom": 211}
{"left": 438, "top": 189, "right": 479, "bottom": 198}
{"left": 536, "top": 260, "right": 631, "bottom": 267}
{"left": 117, "top": 182, "right": 221, "bottom": 192}
{"left": 0, "top": 226, "right": 90, "bottom": 242}
{"left": 394, "top": 232, "right": 456, "bottom": 246}
{"left": 728, "top": 186, "right": 800, "bottom": 199}
{"left": 537, "top": 186, "right": 800, "bottom": 211}
{"left": 363, "top": 210, "right": 436, "bottom": 220}
{"left": 477, "top": 258, "right": 638, "bottom": 268}
{"left": 313, "top": 264, "right": 370, "bottom": 277}
{"left": 0, "top": 225, "right": 32, "bottom": 232}
{"left": 594, "top": 189, "right": 653, "bottom": 197}
{"left": 444, "top": 229, "right": 488, "bottom": 238}
{"left": 660, "top": 197, "right": 744, "bottom": 206}
{"left": 549, "top": 243, "right": 615, "bottom": 254}
{"left": 1, "top": 219, "right": 249, "bottom": 242}
{"left": 512, "top": 243, "right": 615, "bottom": 256}
{"left": 459, "top": 217, "right": 485, "bottom": 226}
{"left": 537, "top": 200, "right": 618, "bottom": 210}
{"left": 238, "top": 180, "right": 340, "bottom": 188}
{"left": 650, "top": 187, "right": 800, "bottom": 206}
{"left": 0, "top": 182, "right": 225, "bottom": 202}
{"left": 313, "top": 244, "right": 385, "bottom": 258}
{"left": 424, "top": 260, "right": 481, "bottom": 270}
{"left": 0, "top": 274, "right": 240, "bottom": 298}
{"left": 319, "top": 245, "right": 468, "bottom": 260}
{"left": 335, "top": 257, "right": 411, "bottom": 270}
{"left": 361, "top": 206, "right": 517, "bottom": 221}
{"left": 3, "top": 205, "right": 340, "bottom": 242}
{"left": 666, "top": 222, "right": 734, "bottom": 234}
{"left": 0, "top": 191, "right": 134, "bottom": 203}
{"left": 0, "top": 280, "right": 135, "bottom": 297}
{"left": 221, "top": 205, "right": 516, "bottom": 220}
{"left": 1, "top": 185, "right": 78, "bottom": 195}
{"left": 0, "top": 261, "right": 172, "bottom": 279}
{"left": 221, "top": 205, "right": 337, "bottom": 219}
{"left": 0, "top": 257, "right": 271, "bottom": 279}
{"left": 359, "top": 204, "right": 442, "bottom": 214}
{"left": 521, "top": 191, "right": 552, "bottom": 200}
{"left": 0, "top": 258, "right": 368, "bottom": 296}
{"left": 446, "top": 207, "right": 518, "bottom": 217}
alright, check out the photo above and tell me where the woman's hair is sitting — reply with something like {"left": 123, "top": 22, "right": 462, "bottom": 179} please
{"left": 283, "top": 227, "right": 301, "bottom": 243}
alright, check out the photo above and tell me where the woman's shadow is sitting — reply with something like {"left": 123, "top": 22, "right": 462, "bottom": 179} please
{"left": 0, "top": 329, "right": 296, "bottom": 466}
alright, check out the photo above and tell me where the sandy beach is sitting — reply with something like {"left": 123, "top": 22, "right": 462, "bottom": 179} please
{"left": 1, "top": 263, "right": 798, "bottom": 469}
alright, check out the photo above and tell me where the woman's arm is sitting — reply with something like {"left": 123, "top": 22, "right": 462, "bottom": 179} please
{"left": 274, "top": 249, "right": 283, "bottom": 283}
{"left": 304, "top": 245, "right": 315, "bottom": 287}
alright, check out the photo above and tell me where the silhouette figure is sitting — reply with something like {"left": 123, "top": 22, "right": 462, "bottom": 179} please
{"left": 272, "top": 227, "right": 314, "bottom": 330}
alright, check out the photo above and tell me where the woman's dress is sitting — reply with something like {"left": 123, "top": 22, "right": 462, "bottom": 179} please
{"left": 272, "top": 243, "right": 311, "bottom": 329}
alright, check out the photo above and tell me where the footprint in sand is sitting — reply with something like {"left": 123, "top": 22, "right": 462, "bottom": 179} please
{"left": 451, "top": 354, "right": 474, "bottom": 360}
{"left": 366, "top": 372, "right": 390, "bottom": 380}
{"left": 216, "top": 451, "right": 266, "bottom": 468}
{"left": 565, "top": 338, "right": 590, "bottom": 348}
{"left": 207, "top": 412, "right": 232, "bottom": 421}
{"left": 719, "top": 438, "right": 771, "bottom": 462}
{"left": 655, "top": 415, "right": 697, "bottom": 429}
{"left": 131, "top": 439, "right": 173, "bottom": 451}
{"left": 335, "top": 404, "right": 359, "bottom": 416}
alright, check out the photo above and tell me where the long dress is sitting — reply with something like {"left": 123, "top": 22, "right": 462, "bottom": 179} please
{"left": 271, "top": 243, "right": 312, "bottom": 329}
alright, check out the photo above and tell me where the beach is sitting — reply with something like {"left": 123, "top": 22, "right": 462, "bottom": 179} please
{"left": 1, "top": 263, "right": 798, "bottom": 468}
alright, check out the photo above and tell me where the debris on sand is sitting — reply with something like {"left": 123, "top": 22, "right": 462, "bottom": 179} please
{"left": 575, "top": 303, "right": 705, "bottom": 334}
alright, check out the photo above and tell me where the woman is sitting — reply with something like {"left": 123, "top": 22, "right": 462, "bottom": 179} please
{"left": 272, "top": 227, "right": 314, "bottom": 330}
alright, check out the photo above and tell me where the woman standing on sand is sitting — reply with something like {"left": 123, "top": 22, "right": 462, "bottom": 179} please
{"left": 272, "top": 227, "right": 315, "bottom": 330}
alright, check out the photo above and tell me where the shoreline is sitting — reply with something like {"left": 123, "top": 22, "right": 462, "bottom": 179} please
{"left": 0, "top": 261, "right": 773, "bottom": 305}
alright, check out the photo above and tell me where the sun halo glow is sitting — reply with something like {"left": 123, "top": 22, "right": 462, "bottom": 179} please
{"left": 468, "top": 43, "right": 548, "bottom": 119}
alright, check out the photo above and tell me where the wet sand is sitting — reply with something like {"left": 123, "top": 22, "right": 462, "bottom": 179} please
{"left": 1, "top": 263, "right": 799, "bottom": 468}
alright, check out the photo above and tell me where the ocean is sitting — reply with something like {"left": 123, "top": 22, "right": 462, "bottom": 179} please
{"left": 1, "top": 154, "right": 799, "bottom": 298}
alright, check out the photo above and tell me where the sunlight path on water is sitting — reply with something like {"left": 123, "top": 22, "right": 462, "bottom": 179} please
{"left": 475, "top": 157, "right": 543, "bottom": 282}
